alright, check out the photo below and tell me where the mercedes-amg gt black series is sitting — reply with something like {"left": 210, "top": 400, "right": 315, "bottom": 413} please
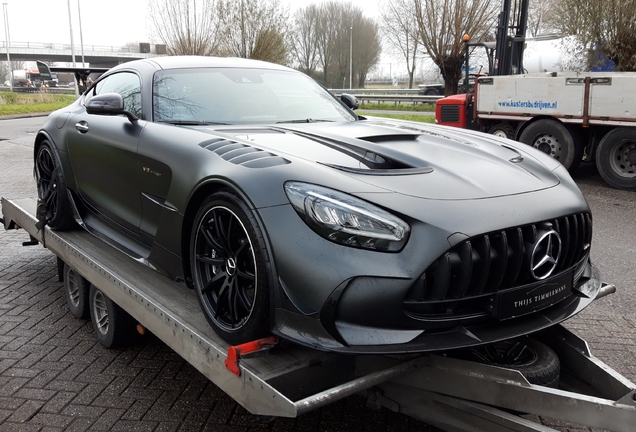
{"left": 34, "top": 56, "right": 600, "bottom": 354}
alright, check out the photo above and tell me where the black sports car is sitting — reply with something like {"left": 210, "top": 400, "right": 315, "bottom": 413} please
{"left": 34, "top": 56, "right": 601, "bottom": 354}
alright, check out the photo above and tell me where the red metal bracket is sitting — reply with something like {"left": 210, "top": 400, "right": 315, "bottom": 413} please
{"left": 225, "top": 336, "right": 279, "bottom": 376}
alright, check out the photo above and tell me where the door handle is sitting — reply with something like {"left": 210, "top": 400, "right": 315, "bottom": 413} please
{"left": 75, "top": 121, "right": 89, "bottom": 133}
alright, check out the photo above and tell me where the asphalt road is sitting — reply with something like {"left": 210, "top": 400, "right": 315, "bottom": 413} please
{"left": 0, "top": 116, "right": 634, "bottom": 432}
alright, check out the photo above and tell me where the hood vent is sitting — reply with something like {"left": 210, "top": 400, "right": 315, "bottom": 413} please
{"left": 358, "top": 134, "right": 420, "bottom": 143}
{"left": 199, "top": 139, "right": 290, "bottom": 168}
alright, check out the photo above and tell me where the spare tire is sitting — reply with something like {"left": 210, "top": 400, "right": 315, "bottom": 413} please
{"left": 455, "top": 337, "right": 560, "bottom": 387}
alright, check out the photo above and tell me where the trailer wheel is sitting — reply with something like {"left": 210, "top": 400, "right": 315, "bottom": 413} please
{"left": 89, "top": 285, "right": 131, "bottom": 348}
{"left": 458, "top": 338, "right": 560, "bottom": 387}
{"left": 596, "top": 128, "right": 636, "bottom": 191}
{"left": 35, "top": 141, "right": 75, "bottom": 230}
{"left": 519, "top": 119, "right": 582, "bottom": 172}
{"left": 190, "top": 191, "right": 270, "bottom": 345}
{"left": 488, "top": 123, "right": 516, "bottom": 140}
{"left": 63, "top": 263, "right": 90, "bottom": 319}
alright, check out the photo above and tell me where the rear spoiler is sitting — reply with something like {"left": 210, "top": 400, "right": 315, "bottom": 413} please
{"left": 37, "top": 61, "right": 109, "bottom": 93}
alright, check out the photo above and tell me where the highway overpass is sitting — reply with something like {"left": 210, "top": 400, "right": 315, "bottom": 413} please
{"left": 1, "top": 41, "right": 159, "bottom": 67}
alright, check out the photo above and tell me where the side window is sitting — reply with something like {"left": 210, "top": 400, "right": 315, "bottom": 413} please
{"left": 93, "top": 72, "right": 142, "bottom": 118}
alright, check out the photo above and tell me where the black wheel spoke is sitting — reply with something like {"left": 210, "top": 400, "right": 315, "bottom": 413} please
{"left": 201, "top": 271, "right": 226, "bottom": 294}
{"left": 200, "top": 224, "right": 225, "bottom": 253}
{"left": 196, "top": 254, "right": 224, "bottom": 266}
{"left": 236, "top": 268, "right": 254, "bottom": 281}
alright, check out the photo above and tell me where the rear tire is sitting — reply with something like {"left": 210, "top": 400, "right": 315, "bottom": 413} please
{"left": 596, "top": 128, "right": 636, "bottom": 191}
{"left": 519, "top": 119, "right": 583, "bottom": 172}
{"left": 63, "top": 263, "right": 90, "bottom": 319}
{"left": 89, "top": 285, "right": 132, "bottom": 348}
{"left": 35, "top": 141, "right": 75, "bottom": 230}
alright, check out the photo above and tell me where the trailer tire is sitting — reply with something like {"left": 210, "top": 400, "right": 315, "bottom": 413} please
{"left": 190, "top": 191, "right": 270, "bottom": 345}
{"left": 35, "top": 141, "right": 75, "bottom": 230}
{"left": 488, "top": 123, "right": 516, "bottom": 140}
{"left": 63, "top": 263, "right": 90, "bottom": 319}
{"left": 596, "top": 128, "right": 636, "bottom": 191}
{"left": 519, "top": 119, "right": 582, "bottom": 172}
{"left": 89, "top": 285, "right": 132, "bottom": 349}
{"left": 458, "top": 338, "right": 560, "bottom": 387}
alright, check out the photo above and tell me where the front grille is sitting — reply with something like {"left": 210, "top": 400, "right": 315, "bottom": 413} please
{"left": 440, "top": 105, "right": 460, "bottom": 123}
{"left": 404, "top": 212, "right": 592, "bottom": 318}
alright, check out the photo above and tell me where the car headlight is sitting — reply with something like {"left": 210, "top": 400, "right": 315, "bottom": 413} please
{"left": 284, "top": 182, "right": 410, "bottom": 252}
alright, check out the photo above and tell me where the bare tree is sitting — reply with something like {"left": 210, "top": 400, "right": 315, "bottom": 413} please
{"left": 314, "top": 2, "right": 339, "bottom": 86}
{"left": 218, "top": 0, "right": 290, "bottom": 64}
{"left": 546, "top": 0, "right": 636, "bottom": 71}
{"left": 526, "top": 0, "right": 558, "bottom": 37}
{"left": 352, "top": 16, "right": 382, "bottom": 88}
{"left": 302, "top": 1, "right": 380, "bottom": 88}
{"left": 290, "top": 5, "right": 320, "bottom": 76}
{"left": 380, "top": 0, "right": 420, "bottom": 89}
{"left": 413, "top": 0, "right": 497, "bottom": 95}
{"left": 149, "top": 0, "right": 222, "bottom": 56}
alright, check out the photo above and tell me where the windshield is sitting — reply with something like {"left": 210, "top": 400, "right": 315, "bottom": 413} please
{"left": 153, "top": 67, "right": 356, "bottom": 125}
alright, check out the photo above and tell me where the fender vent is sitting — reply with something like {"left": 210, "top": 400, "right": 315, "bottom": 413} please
{"left": 199, "top": 139, "right": 290, "bottom": 168}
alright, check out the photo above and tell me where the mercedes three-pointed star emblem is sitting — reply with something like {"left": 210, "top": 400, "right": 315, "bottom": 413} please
{"left": 530, "top": 230, "right": 562, "bottom": 280}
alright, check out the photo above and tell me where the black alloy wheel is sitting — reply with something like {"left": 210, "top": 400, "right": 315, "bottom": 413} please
{"left": 191, "top": 192, "right": 270, "bottom": 344}
{"left": 35, "top": 141, "right": 75, "bottom": 230}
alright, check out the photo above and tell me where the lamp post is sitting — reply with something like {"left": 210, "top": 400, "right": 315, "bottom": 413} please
{"left": 2, "top": 1, "right": 13, "bottom": 91}
{"left": 349, "top": 26, "right": 353, "bottom": 89}
{"left": 67, "top": 0, "right": 76, "bottom": 67}
{"left": 77, "top": 0, "right": 85, "bottom": 67}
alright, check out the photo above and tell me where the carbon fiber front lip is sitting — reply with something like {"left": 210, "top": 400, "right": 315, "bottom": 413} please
{"left": 326, "top": 263, "right": 602, "bottom": 355}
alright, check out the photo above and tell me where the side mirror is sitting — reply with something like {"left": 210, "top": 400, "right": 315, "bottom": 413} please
{"left": 85, "top": 93, "right": 138, "bottom": 122}
{"left": 340, "top": 93, "right": 359, "bottom": 111}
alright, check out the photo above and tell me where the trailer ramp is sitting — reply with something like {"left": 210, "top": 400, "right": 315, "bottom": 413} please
{"left": 3, "top": 197, "right": 636, "bottom": 431}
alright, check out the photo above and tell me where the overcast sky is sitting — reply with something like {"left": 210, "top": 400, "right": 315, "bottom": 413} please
{"left": 2, "top": 0, "right": 380, "bottom": 48}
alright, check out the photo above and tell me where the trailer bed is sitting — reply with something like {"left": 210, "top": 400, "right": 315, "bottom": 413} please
{"left": 3, "top": 196, "right": 636, "bottom": 431}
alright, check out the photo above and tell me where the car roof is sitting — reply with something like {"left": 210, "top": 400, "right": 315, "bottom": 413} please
{"left": 110, "top": 56, "right": 293, "bottom": 73}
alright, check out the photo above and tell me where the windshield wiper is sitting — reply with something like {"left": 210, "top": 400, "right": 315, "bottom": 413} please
{"left": 276, "top": 119, "right": 335, "bottom": 124}
{"left": 156, "top": 120, "right": 229, "bottom": 126}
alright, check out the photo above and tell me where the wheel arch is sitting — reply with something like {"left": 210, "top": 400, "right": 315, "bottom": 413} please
{"left": 34, "top": 131, "right": 78, "bottom": 192}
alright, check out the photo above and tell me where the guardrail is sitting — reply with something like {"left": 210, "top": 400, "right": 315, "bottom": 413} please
{"left": 0, "top": 40, "right": 141, "bottom": 53}
{"left": 330, "top": 88, "right": 421, "bottom": 95}
{"left": 0, "top": 86, "right": 75, "bottom": 95}
{"left": 329, "top": 89, "right": 441, "bottom": 105}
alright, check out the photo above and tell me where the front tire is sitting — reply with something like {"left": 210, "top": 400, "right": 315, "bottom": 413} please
{"left": 35, "top": 141, "right": 75, "bottom": 230}
{"left": 519, "top": 119, "right": 583, "bottom": 172}
{"left": 190, "top": 191, "right": 271, "bottom": 344}
{"left": 596, "top": 128, "right": 636, "bottom": 191}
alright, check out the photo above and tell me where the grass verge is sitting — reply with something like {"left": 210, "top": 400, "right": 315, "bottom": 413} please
{"left": 0, "top": 92, "right": 75, "bottom": 116}
{"left": 358, "top": 111, "right": 435, "bottom": 123}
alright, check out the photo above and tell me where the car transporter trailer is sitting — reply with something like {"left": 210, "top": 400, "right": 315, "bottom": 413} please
{"left": 2, "top": 197, "right": 635, "bottom": 432}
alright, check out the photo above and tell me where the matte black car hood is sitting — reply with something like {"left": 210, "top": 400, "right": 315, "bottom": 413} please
{"left": 203, "top": 120, "right": 561, "bottom": 200}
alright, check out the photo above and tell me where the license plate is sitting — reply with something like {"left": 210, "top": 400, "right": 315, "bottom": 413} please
{"left": 494, "top": 271, "right": 573, "bottom": 320}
